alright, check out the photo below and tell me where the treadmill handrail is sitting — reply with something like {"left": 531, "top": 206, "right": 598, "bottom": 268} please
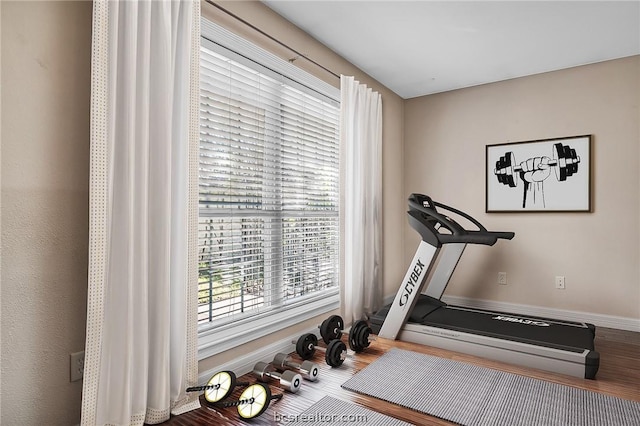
{"left": 409, "top": 194, "right": 488, "bottom": 233}
{"left": 439, "top": 232, "right": 497, "bottom": 245}
{"left": 408, "top": 194, "right": 515, "bottom": 245}
{"left": 408, "top": 195, "right": 467, "bottom": 236}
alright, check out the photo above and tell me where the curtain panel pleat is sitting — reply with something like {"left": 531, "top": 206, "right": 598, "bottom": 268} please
{"left": 341, "top": 75, "right": 383, "bottom": 323}
{"left": 82, "top": 1, "right": 201, "bottom": 425}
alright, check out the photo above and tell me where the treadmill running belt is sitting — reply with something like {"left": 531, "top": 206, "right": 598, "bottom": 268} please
{"left": 420, "top": 306, "right": 595, "bottom": 353}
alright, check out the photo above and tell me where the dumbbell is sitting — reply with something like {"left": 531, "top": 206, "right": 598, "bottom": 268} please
{"left": 293, "top": 333, "right": 348, "bottom": 367}
{"left": 204, "top": 382, "right": 283, "bottom": 420}
{"left": 319, "top": 315, "right": 375, "bottom": 352}
{"left": 186, "top": 370, "right": 249, "bottom": 403}
{"left": 494, "top": 143, "right": 581, "bottom": 187}
{"left": 252, "top": 361, "right": 303, "bottom": 393}
{"left": 272, "top": 353, "right": 319, "bottom": 382}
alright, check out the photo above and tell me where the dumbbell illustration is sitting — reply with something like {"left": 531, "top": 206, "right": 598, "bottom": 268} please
{"left": 272, "top": 353, "right": 319, "bottom": 382}
{"left": 494, "top": 142, "right": 581, "bottom": 188}
{"left": 319, "top": 315, "right": 376, "bottom": 352}
{"left": 186, "top": 370, "right": 249, "bottom": 403}
{"left": 252, "top": 361, "right": 303, "bottom": 393}
{"left": 293, "top": 333, "right": 348, "bottom": 367}
{"left": 205, "top": 382, "right": 283, "bottom": 420}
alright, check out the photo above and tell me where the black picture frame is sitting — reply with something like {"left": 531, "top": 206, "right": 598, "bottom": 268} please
{"left": 486, "top": 135, "right": 592, "bottom": 212}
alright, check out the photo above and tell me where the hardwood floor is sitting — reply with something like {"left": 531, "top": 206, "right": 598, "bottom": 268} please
{"left": 162, "top": 327, "right": 640, "bottom": 425}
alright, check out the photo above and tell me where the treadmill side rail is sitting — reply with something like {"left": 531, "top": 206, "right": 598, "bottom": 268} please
{"left": 400, "top": 323, "right": 599, "bottom": 379}
{"left": 378, "top": 241, "right": 439, "bottom": 340}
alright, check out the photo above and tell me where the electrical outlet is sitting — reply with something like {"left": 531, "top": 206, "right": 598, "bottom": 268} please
{"left": 555, "top": 276, "right": 565, "bottom": 290}
{"left": 498, "top": 272, "right": 507, "bottom": 285}
{"left": 70, "top": 351, "right": 85, "bottom": 382}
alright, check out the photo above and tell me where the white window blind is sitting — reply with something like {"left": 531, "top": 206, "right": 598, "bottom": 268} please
{"left": 197, "top": 19, "right": 340, "bottom": 356}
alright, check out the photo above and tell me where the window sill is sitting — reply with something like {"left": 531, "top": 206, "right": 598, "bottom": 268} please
{"left": 197, "top": 288, "right": 340, "bottom": 360}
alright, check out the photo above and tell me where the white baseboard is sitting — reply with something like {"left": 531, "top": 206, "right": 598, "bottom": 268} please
{"left": 198, "top": 326, "right": 317, "bottom": 385}
{"left": 382, "top": 294, "right": 640, "bottom": 332}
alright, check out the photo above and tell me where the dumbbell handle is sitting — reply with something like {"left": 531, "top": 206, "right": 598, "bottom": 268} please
{"left": 495, "top": 156, "right": 580, "bottom": 174}
{"left": 318, "top": 325, "right": 377, "bottom": 342}
{"left": 263, "top": 370, "right": 281, "bottom": 380}
{"left": 258, "top": 366, "right": 290, "bottom": 382}
{"left": 292, "top": 338, "right": 327, "bottom": 353}
{"left": 292, "top": 338, "right": 321, "bottom": 346}
{"left": 285, "top": 359, "right": 301, "bottom": 369}
{"left": 292, "top": 338, "right": 334, "bottom": 349}
{"left": 320, "top": 326, "right": 376, "bottom": 343}
{"left": 283, "top": 359, "right": 318, "bottom": 372}
{"left": 318, "top": 325, "right": 350, "bottom": 336}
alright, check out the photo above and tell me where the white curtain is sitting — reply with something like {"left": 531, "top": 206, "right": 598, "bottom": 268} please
{"left": 82, "top": 1, "right": 200, "bottom": 425}
{"left": 341, "top": 75, "right": 383, "bottom": 323}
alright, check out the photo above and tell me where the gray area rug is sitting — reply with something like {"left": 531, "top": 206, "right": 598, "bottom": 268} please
{"left": 278, "top": 395, "right": 411, "bottom": 426}
{"left": 341, "top": 348, "right": 640, "bottom": 426}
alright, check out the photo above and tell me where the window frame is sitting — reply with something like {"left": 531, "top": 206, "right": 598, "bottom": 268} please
{"left": 197, "top": 17, "right": 341, "bottom": 360}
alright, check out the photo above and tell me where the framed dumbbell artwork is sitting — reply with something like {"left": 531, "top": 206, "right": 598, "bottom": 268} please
{"left": 486, "top": 135, "right": 591, "bottom": 212}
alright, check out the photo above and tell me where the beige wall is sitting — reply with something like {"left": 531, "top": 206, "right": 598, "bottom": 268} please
{"left": 1, "top": 1, "right": 92, "bottom": 424}
{"left": 0, "top": 1, "right": 405, "bottom": 423}
{"left": 199, "top": 0, "right": 405, "bottom": 374}
{"left": 404, "top": 56, "right": 640, "bottom": 319}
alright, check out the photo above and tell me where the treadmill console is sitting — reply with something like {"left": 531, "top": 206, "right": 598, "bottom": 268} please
{"left": 408, "top": 193, "right": 515, "bottom": 247}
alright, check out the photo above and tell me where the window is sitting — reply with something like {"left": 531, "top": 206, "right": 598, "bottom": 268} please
{"left": 198, "top": 19, "right": 340, "bottom": 358}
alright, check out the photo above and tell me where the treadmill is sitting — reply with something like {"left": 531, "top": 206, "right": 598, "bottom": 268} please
{"left": 371, "top": 194, "right": 599, "bottom": 379}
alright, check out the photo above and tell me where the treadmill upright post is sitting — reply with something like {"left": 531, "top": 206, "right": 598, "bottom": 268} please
{"left": 423, "top": 243, "right": 467, "bottom": 300}
{"left": 378, "top": 241, "right": 439, "bottom": 340}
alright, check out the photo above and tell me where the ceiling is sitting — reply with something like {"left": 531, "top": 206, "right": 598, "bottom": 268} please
{"left": 262, "top": 1, "right": 640, "bottom": 99}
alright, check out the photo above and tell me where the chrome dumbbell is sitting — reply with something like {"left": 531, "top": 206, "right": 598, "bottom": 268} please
{"left": 272, "top": 353, "right": 319, "bottom": 382}
{"left": 252, "top": 361, "right": 302, "bottom": 393}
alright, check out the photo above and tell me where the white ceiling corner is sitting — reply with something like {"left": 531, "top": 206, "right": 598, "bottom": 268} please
{"left": 262, "top": 1, "right": 640, "bottom": 99}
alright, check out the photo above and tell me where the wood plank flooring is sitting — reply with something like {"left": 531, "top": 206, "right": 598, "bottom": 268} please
{"left": 162, "top": 327, "right": 640, "bottom": 425}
